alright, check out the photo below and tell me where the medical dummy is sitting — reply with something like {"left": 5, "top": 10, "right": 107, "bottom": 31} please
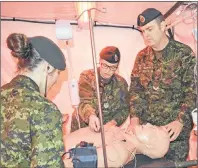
{"left": 63, "top": 123, "right": 170, "bottom": 167}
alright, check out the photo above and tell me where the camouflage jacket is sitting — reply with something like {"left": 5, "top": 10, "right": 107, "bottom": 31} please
{"left": 1, "top": 75, "right": 64, "bottom": 167}
{"left": 71, "top": 69, "right": 129, "bottom": 132}
{"left": 129, "top": 39, "right": 196, "bottom": 141}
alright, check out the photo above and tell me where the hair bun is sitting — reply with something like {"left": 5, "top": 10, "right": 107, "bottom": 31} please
{"left": 7, "top": 33, "right": 31, "bottom": 59}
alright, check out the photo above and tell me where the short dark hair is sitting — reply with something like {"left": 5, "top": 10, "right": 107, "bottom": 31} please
{"left": 155, "top": 15, "right": 165, "bottom": 25}
{"left": 6, "top": 33, "right": 44, "bottom": 72}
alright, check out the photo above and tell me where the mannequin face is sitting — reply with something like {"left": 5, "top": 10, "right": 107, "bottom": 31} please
{"left": 99, "top": 59, "right": 118, "bottom": 79}
{"left": 134, "top": 123, "right": 159, "bottom": 144}
{"left": 134, "top": 123, "right": 170, "bottom": 158}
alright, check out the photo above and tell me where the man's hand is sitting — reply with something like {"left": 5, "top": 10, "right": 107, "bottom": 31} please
{"left": 89, "top": 114, "right": 100, "bottom": 132}
{"left": 105, "top": 120, "right": 117, "bottom": 128}
{"left": 126, "top": 124, "right": 136, "bottom": 133}
{"left": 62, "top": 114, "right": 69, "bottom": 136}
{"left": 62, "top": 114, "right": 69, "bottom": 125}
{"left": 164, "top": 120, "right": 183, "bottom": 142}
{"left": 127, "top": 117, "right": 140, "bottom": 133}
{"left": 104, "top": 120, "right": 117, "bottom": 131}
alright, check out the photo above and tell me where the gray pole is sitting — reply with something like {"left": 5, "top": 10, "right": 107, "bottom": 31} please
{"left": 87, "top": 9, "right": 108, "bottom": 168}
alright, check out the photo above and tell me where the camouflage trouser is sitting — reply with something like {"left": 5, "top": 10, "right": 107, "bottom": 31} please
{"left": 165, "top": 140, "right": 189, "bottom": 162}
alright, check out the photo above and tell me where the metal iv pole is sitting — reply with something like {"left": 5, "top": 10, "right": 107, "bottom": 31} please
{"left": 76, "top": 7, "right": 108, "bottom": 168}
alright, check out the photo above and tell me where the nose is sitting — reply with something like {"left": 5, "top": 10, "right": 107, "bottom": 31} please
{"left": 145, "top": 123, "right": 155, "bottom": 128}
{"left": 146, "top": 123, "right": 152, "bottom": 126}
{"left": 103, "top": 68, "right": 111, "bottom": 73}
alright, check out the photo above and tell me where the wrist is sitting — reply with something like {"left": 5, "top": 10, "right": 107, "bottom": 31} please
{"left": 130, "top": 117, "right": 140, "bottom": 125}
{"left": 176, "top": 119, "right": 184, "bottom": 125}
{"left": 110, "top": 120, "right": 117, "bottom": 125}
{"left": 176, "top": 111, "right": 184, "bottom": 125}
{"left": 89, "top": 114, "right": 97, "bottom": 120}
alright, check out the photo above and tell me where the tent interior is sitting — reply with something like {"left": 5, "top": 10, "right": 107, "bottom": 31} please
{"left": 1, "top": 1, "right": 197, "bottom": 166}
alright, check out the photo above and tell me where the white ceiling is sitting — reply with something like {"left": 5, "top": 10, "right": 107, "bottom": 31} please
{"left": 1, "top": 2, "right": 179, "bottom": 26}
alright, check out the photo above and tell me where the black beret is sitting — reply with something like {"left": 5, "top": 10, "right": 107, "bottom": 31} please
{"left": 137, "top": 8, "right": 162, "bottom": 27}
{"left": 29, "top": 36, "right": 66, "bottom": 70}
{"left": 100, "top": 46, "right": 120, "bottom": 63}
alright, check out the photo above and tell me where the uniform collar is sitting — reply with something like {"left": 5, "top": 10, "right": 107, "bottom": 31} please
{"left": 12, "top": 75, "right": 40, "bottom": 92}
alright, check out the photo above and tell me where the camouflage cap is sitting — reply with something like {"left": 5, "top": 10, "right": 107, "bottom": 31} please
{"left": 137, "top": 8, "right": 162, "bottom": 27}
{"left": 99, "top": 46, "right": 120, "bottom": 63}
{"left": 29, "top": 36, "right": 66, "bottom": 70}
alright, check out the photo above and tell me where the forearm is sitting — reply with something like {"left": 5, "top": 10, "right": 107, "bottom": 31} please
{"left": 130, "top": 117, "right": 140, "bottom": 125}
{"left": 176, "top": 105, "right": 194, "bottom": 131}
{"left": 177, "top": 93, "right": 196, "bottom": 124}
{"left": 176, "top": 53, "right": 196, "bottom": 125}
{"left": 129, "top": 76, "right": 147, "bottom": 119}
{"left": 129, "top": 92, "right": 148, "bottom": 118}
{"left": 113, "top": 84, "right": 130, "bottom": 126}
{"left": 113, "top": 107, "right": 129, "bottom": 126}
{"left": 78, "top": 71, "right": 98, "bottom": 123}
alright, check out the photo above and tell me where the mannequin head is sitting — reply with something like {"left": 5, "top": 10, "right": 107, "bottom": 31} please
{"left": 134, "top": 123, "right": 170, "bottom": 158}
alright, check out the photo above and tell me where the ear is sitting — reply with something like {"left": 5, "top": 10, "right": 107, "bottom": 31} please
{"left": 160, "top": 21, "right": 166, "bottom": 32}
{"left": 46, "top": 64, "right": 54, "bottom": 74}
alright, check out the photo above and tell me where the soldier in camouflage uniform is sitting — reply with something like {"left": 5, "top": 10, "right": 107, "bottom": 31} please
{"left": 127, "top": 8, "right": 196, "bottom": 162}
{"left": 1, "top": 33, "right": 66, "bottom": 167}
{"left": 71, "top": 46, "right": 129, "bottom": 132}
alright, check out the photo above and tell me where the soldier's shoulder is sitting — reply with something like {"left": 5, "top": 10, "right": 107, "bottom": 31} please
{"left": 1, "top": 78, "right": 16, "bottom": 92}
{"left": 38, "top": 95, "right": 60, "bottom": 111}
{"left": 1, "top": 82, "right": 61, "bottom": 118}
{"left": 170, "top": 39, "right": 192, "bottom": 51}
{"left": 21, "top": 88, "right": 61, "bottom": 114}
{"left": 1, "top": 83, "right": 9, "bottom": 91}
{"left": 1, "top": 85, "right": 10, "bottom": 96}
{"left": 137, "top": 46, "right": 150, "bottom": 57}
{"left": 1, "top": 82, "right": 22, "bottom": 101}
{"left": 79, "top": 69, "right": 95, "bottom": 81}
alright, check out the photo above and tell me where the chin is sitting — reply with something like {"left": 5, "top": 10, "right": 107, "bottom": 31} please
{"left": 104, "top": 76, "right": 111, "bottom": 79}
{"left": 101, "top": 74, "right": 111, "bottom": 79}
{"left": 148, "top": 43, "right": 155, "bottom": 47}
{"left": 146, "top": 40, "right": 155, "bottom": 47}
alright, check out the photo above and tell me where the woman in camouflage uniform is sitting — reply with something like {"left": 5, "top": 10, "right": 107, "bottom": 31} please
{"left": 1, "top": 33, "right": 66, "bottom": 167}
